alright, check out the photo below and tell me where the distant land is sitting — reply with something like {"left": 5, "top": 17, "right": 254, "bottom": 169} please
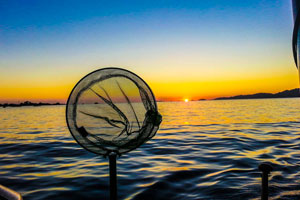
{"left": 1, "top": 88, "right": 300, "bottom": 107}
{"left": 0, "top": 101, "right": 63, "bottom": 108}
{"left": 214, "top": 88, "right": 300, "bottom": 100}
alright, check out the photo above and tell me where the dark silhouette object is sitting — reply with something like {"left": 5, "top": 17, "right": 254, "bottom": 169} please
{"left": 66, "top": 68, "right": 162, "bottom": 200}
{"left": 109, "top": 152, "right": 117, "bottom": 200}
{"left": 292, "top": 0, "right": 300, "bottom": 69}
{"left": 258, "top": 163, "right": 273, "bottom": 200}
{"left": 66, "top": 68, "right": 162, "bottom": 156}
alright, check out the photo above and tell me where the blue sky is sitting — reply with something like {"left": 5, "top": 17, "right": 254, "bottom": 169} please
{"left": 0, "top": 0, "right": 298, "bottom": 102}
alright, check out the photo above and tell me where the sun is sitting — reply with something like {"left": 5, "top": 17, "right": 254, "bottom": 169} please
{"left": 184, "top": 98, "right": 189, "bottom": 102}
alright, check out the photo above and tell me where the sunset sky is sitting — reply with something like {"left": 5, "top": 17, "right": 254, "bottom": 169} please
{"left": 0, "top": 0, "right": 299, "bottom": 103}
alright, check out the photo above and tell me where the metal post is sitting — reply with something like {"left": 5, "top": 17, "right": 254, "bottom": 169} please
{"left": 258, "top": 163, "right": 273, "bottom": 200}
{"left": 109, "top": 152, "right": 117, "bottom": 200}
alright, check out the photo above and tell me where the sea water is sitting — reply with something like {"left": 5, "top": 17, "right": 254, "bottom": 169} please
{"left": 0, "top": 98, "right": 300, "bottom": 199}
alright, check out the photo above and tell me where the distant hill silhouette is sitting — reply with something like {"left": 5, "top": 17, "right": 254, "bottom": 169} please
{"left": 0, "top": 101, "right": 62, "bottom": 108}
{"left": 214, "top": 88, "right": 300, "bottom": 100}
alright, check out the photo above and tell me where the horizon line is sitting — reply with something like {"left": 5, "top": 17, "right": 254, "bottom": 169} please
{"left": 0, "top": 87, "right": 299, "bottom": 105}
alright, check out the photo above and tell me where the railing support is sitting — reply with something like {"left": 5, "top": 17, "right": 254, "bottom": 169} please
{"left": 258, "top": 163, "right": 273, "bottom": 200}
{"left": 109, "top": 152, "right": 117, "bottom": 200}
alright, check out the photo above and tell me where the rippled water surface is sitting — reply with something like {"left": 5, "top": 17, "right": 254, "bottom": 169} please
{"left": 1, "top": 98, "right": 300, "bottom": 200}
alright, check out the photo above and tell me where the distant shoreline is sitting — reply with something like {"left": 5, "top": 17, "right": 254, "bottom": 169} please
{"left": 1, "top": 88, "right": 299, "bottom": 107}
{"left": 213, "top": 88, "right": 300, "bottom": 101}
{"left": 0, "top": 101, "right": 64, "bottom": 108}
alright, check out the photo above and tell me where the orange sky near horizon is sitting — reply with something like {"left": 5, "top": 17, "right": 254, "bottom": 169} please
{"left": 0, "top": 65, "right": 298, "bottom": 103}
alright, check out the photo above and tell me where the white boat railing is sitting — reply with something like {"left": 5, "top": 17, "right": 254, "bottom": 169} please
{"left": 0, "top": 184, "right": 22, "bottom": 200}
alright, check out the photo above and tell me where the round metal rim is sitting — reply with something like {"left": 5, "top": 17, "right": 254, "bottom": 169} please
{"left": 65, "top": 67, "right": 158, "bottom": 155}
